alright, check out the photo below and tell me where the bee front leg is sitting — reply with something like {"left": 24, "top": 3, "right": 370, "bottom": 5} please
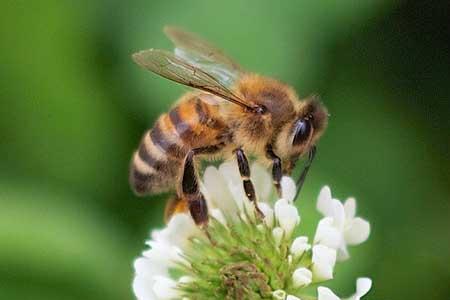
{"left": 235, "top": 148, "right": 264, "bottom": 218}
{"left": 265, "top": 145, "right": 282, "bottom": 197}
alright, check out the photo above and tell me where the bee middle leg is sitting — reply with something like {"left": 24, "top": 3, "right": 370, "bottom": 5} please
{"left": 235, "top": 148, "right": 264, "bottom": 218}
{"left": 265, "top": 145, "right": 282, "bottom": 197}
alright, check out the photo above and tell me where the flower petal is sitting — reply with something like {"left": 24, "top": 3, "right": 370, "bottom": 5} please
{"left": 258, "top": 202, "right": 274, "bottom": 227}
{"left": 152, "top": 276, "right": 179, "bottom": 299}
{"left": 272, "top": 290, "right": 287, "bottom": 300}
{"left": 133, "top": 276, "right": 157, "bottom": 300}
{"left": 219, "top": 160, "right": 246, "bottom": 211}
{"left": 272, "top": 226, "right": 284, "bottom": 247}
{"left": 287, "top": 295, "right": 302, "bottom": 300}
{"left": 218, "top": 160, "right": 241, "bottom": 185}
{"left": 344, "top": 217, "right": 370, "bottom": 245}
{"left": 203, "top": 166, "right": 238, "bottom": 214}
{"left": 346, "top": 277, "right": 372, "bottom": 300}
{"left": 179, "top": 275, "right": 195, "bottom": 284}
{"left": 158, "top": 213, "right": 200, "bottom": 248}
{"left": 336, "top": 243, "right": 350, "bottom": 262}
{"left": 317, "top": 186, "right": 333, "bottom": 217}
{"left": 343, "top": 197, "right": 356, "bottom": 219}
{"left": 274, "top": 199, "right": 300, "bottom": 236}
{"left": 312, "top": 245, "right": 337, "bottom": 281}
{"left": 281, "top": 176, "right": 297, "bottom": 203}
{"left": 290, "top": 236, "right": 311, "bottom": 258}
{"left": 314, "top": 217, "right": 343, "bottom": 249}
{"left": 318, "top": 287, "right": 341, "bottom": 300}
{"left": 331, "top": 199, "right": 346, "bottom": 230}
{"left": 292, "top": 267, "right": 313, "bottom": 287}
{"left": 251, "top": 162, "right": 272, "bottom": 202}
{"left": 210, "top": 208, "right": 227, "bottom": 226}
{"left": 356, "top": 277, "right": 372, "bottom": 297}
{"left": 312, "top": 261, "right": 334, "bottom": 282}
{"left": 134, "top": 257, "right": 166, "bottom": 280}
{"left": 142, "top": 242, "right": 176, "bottom": 271}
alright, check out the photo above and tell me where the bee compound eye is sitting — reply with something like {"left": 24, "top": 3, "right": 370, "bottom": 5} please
{"left": 292, "top": 119, "right": 311, "bottom": 145}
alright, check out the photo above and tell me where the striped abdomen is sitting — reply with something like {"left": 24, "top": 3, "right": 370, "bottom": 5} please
{"left": 130, "top": 94, "right": 228, "bottom": 196}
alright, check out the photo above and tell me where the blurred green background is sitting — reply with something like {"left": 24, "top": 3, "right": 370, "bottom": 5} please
{"left": 1, "top": 1, "right": 449, "bottom": 299}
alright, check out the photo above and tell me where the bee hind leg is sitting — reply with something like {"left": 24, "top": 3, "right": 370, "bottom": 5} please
{"left": 182, "top": 150, "right": 209, "bottom": 227}
{"left": 181, "top": 144, "right": 224, "bottom": 227}
{"left": 164, "top": 195, "right": 188, "bottom": 223}
{"left": 235, "top": 148, "right": 264, "bottom": 218}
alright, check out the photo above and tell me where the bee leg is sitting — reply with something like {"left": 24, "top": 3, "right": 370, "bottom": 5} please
{"left": 294, "top": 145, "right": 317, "bottom": 201}
{"left": 181, "top": 145, "right": 224, "bottom": 227}
{"left": 164, "top": 195, "right": 188, "bottom": 223}
{"left": 265, "top": 145, "right": 282, "bottom": 197}
{"left": 182, "top": 150, "right": 209, "bottom": 228}
{"left": 235, "top": 148, "right": 264, "bottom": 218}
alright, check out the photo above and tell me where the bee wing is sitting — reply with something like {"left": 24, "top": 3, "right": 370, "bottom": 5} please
{"left": 164, "top": 26, "right": 245, "bottom": 88}
{"left": 133, "top": 49, "right": 254, "bottom": 110}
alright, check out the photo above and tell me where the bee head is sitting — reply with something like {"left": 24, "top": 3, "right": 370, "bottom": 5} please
{"left": 274, "top": 96, "right": 328, "bottom": 173}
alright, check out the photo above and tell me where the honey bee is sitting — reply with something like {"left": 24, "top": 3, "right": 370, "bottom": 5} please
{"left": 130, "top": 27, "right": 328, "bottom": 227}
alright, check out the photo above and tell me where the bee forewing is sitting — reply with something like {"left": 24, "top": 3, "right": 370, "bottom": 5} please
{"left": 132, "top": 49, "right": 252, "bottom": 109}
{"left": 164, "top": 26, "right": 244, "bottom": 74}
{"left": 174, "top": 48, "right": 239, "bottom": 88}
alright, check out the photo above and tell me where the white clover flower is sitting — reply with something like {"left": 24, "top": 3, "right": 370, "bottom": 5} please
{"left": 349, "top": 277, "right": 373, "bottom": 300}
{"left": 315, "top": 186, "right": 371, "bottom": 261}
{"left": 274, "top": 198, "right": 300, "bottom": 236}
{"left": 132, "top": 162, "right": 373, "bottom": 300}
{"left": 133, "top": 214, "right": 199, "bottom": 300}
{"left": 318, "top": 277, "right": 372, "bottom": 300}
{"left": 312, "top": 244, "right": 337, "bottom": 282}
{"left": 290, "top": 236, "right": 311, "bottom": 258}
{"left": 272, "top": 289, "right": 287, "bottom": 300}
{"left": 292, "top": 267, "right": 312, "bottom": 287}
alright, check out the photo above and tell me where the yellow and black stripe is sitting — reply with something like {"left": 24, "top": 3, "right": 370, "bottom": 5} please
{"left": 129, "top": 95, "right": 228, "bottom": 196}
